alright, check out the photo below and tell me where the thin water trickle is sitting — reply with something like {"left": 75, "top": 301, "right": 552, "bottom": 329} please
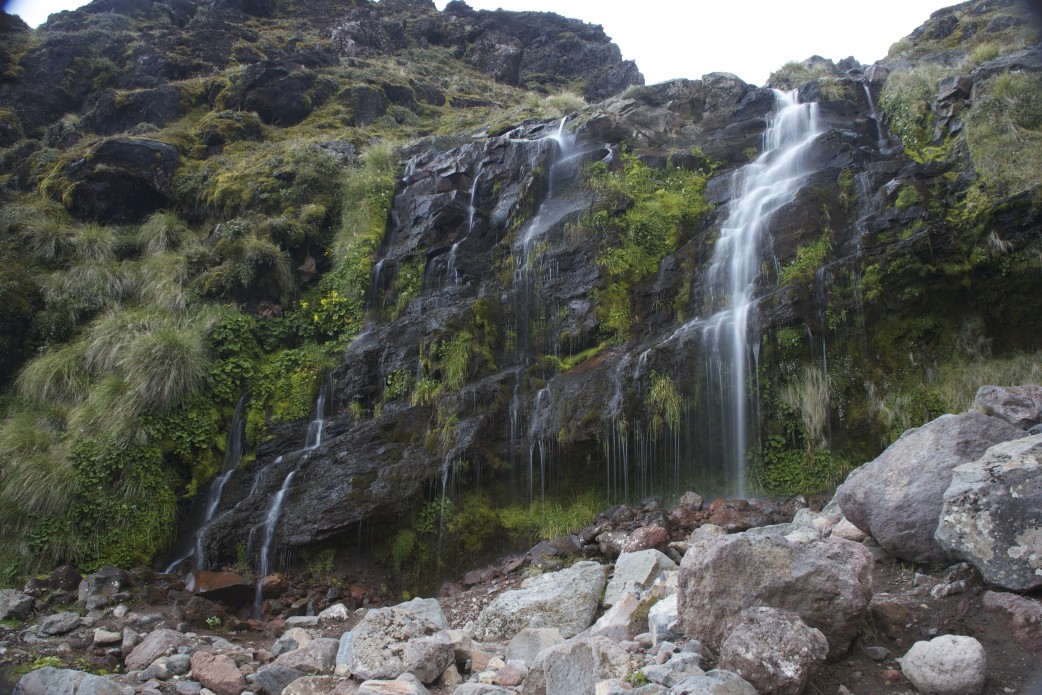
{"left": 253, "top": 379, "right": 331, "bottom": 618}
{"left": 164, "top": 394, "right": 247, "bottom": 573}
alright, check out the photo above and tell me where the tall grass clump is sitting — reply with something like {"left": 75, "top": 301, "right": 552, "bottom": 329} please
{"left": 879, "top": 64, "right": 950, "bottom": 158}
{"left": 781, "top": 363, "right": 831, "bottom": 449}
{"left": 138, "top": 210, "right": 192, "bottom": 255}
{"left": 964, "top": 72, "right": 1042, "bottom": 196}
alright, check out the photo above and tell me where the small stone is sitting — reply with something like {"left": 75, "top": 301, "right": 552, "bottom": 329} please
{"left": 900, "top": 635, "right": 986, "bottom": 695}
{"left": 94, "top": 628, "right": 122, "bottom": 645}
{"left": 864, "top": 646, "right": 890, "bottom": 661}
{"left": 37, "top": 611, "right": 81, "bottom": 636}
{"left": 881, "top": 669, "right": 902, "bottom": 683}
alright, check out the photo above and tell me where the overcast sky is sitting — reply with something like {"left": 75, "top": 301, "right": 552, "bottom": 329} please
{"left": 5, "top": 0, "right": 947, "bottom": 85}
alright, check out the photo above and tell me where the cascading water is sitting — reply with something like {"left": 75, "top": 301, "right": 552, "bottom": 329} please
{"left": 689, "top": 90, "right": 824, "bottom": 497}
{"left": 253, "top": 379, "right": 331, "bottom": 618}
{"left": 163, "top": 394, "right": 247, "bottom": 573}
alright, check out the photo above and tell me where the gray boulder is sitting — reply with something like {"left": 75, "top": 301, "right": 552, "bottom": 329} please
{"left": 936, "top": 434, "right": 1042, "bottom": 591}
{"left": 395, "top": 597, "right": 449, "bottom": 630}
{"left": 38, "top": 611, "right": 82, "bottom": 637}
{"left": 835, "top": 412, "right": 1022, "bottom": 564}
{"left": 124, "top": 628, "right": 189, "bottom": 671}
{"left": 274, "top": 637, "right": 340, "bottom": 675}
{"left": 974, "top": 385, "right": 1042, "bottom": 430}
{"left": 667, "top": 670, "right": 757, "bottom": 695}
{"left": 506, "top": 628, "right": 565, "bottom": 665}
{"left": 78, "top": 567, "right": 131, "bottom": 611}
{"left": 250, "top": 665, "right": 306, "bottom": 695}
{"left": 541, "top": 636, "right": 630, "bottom": 695}
{"left": 677, "top": 533, "right": 872, "bottom": 660}
{"left": 347, "top": 607, "right": 453, "bottom": 684}
{"left": 900, "top": 634, "right": 986, "bottom": 695}
{"left": 604, "top": 550, "right": 677, "bottom": 607}
{"left": 718, "top": 607, "right": 828, "bottom": 695}
{"left": 0, "top": 589, "right": 34, "bottom": 620}
{"left": 475, "top": 561, "right": 607, "bottom": 641}
{"left": 648, "top": 594, "right": 681, "bottom": 645}
{"left": 14, "top": 667, "right": 130, "bottom": 695}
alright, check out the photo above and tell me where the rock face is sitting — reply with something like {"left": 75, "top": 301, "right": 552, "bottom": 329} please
{"left": 899, "top": 635, "right": 987, "bottom": 695}
{"left": 835, "top": 412, "right": 1023, "bottom": 564}
{"left": 718, "top": 607, "right": 829, "bottom": 695}
{"left": 475, "top": 561, "right": 607, "bottom": 641}
{"left": 677, "top": 533, "right": 873, "bottom": 659}
{"left": 936, "top": 434, "right": 1042, "bottom": 591}
{"left": 54, "top": 138, "right": 181, "bottom": 223}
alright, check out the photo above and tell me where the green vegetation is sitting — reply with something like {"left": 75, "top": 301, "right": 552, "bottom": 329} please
{"left": 383, "top": 489, "right": 605, "bottom": 591}
{"left": 584, "top": 153, "right": 713, "bottom": 341}
{"left": 964, "top": 72, "right": 1042, "bottom": 196}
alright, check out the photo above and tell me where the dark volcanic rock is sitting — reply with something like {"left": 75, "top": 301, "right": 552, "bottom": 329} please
{"left": 55, "top": 138, "right": 180, "bottom": 223}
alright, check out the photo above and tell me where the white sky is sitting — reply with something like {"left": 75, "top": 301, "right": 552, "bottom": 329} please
{"left": 4, "top": 0, "right": 947, "bottom": 85}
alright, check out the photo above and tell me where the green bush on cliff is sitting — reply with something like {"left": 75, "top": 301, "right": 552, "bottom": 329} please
{"left": 585, "top": 155, "right": 712, "bottom": 341}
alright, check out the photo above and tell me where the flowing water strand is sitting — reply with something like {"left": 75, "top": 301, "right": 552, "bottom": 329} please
{"left": 696, "top": 90, "right": 823, "bottom": 497}
{"left": 253, "top": 379, "right": 331, "bottom": 618}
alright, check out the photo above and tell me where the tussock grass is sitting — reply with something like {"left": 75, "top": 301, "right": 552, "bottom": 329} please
{"left": 781, "top": 363, "right": 831, "bottom": 449}
{"left": 0, "top": 411, "right": 75, "bottom": 519}
{"left": 17, "top": 341, "right": 90, "bottom": 407}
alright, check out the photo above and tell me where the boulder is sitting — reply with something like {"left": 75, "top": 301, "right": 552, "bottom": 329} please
{"left": 718, "top": 607, "right": 829, "bottom": 695}
{"left": 273, "top": 626, "right": 313, "bottom": 656}
{"left": 49, "top": 565, "right": 83, "bottom": 592}
{"left": 78, "top": 567, "right": 132, "bottom": 611}
{"left": 358, "top": 673, "right": 429, "bottom": 695}
{"left": 974, "top": 385, "right": 1042, "bottom": 430}
{"left": 124, "top": 628, "right": 188, "bottom": 671}
{"left": 346, "top": 606, "right": 453, "bottom": 684}
{"left": 648, "top": 594, "right": 681, "bottom": 644}
{"left": 274, "top": 637, "right": 340, "bottom": 674}
{"left": 395, "top": 597, "right": 449, "bottom": 629}
{"left": 185, "top": 570, "right": 253, "bottom": 606}
{"left": 251, "top": 665, "right": 306, "bottom": 695}
{"left": 475, "top": 561, "right": 607, "bottom": 641}
{"left": 982, "top": 591, "right": 1042, "bottom": 658}
{"left": 604, "top": 550, "right": 677, "bottom": 606}
{"left": 13, "top": 666, "right": 128, "bottom": 695}
{"left": 318, "top": 602, "right": 351, "bottom": 624}
{"left": 936, "top": 434, "right": 1042, "bottom": 591}
{"left": 677, "top": 533, "right": 872, "bottom": 659}
{"left": 189, "top": 651, "right": 246, "bottom": 695}
{"left": 588, "top": 590, "right": 641, "bottom": 640}
{"left": 899, "top": 634, "right": 986, "bottom": 695}
{"left": 283, "top": 676, "right": 357, "bottom": 694}
{"left": 56, "top": 138, "right": 181, "bottom": 224}
{"left": 541, "top": 636, "right": 630, "bottom": 695}
{"left": 506, "top": 628, "right": 565, "bottom": 665}
{"left": 37, "top": 611, "right": 82, "bottom": 637}
{"left": 667, "top": 669, "right": 757, "bottom": 695}
{"left": 0, "top": 588, "right": 34, "bottom": 620}
{"left": 835, "top": 412, "right": 1022, "bottom": 564}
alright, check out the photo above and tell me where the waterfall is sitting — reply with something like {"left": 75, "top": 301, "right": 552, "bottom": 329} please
{"left": 253, "top": 378, "right": 331, "bottom": 618}
{"left": 694, "top": 90, "right": 824, "bottom": 497}
{"left": 163, "top": 394, "right": 247, "bottom": 574}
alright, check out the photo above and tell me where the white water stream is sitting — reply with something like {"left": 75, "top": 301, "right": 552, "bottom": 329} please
{"left": 689, "top": 90, "right": 824, "bottom": 497}
{"left": 253, "top": 380, "right": 330, "bottom": 617}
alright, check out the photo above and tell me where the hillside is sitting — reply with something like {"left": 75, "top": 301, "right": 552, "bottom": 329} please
{"left": 0, "top": 0, "right": 1039, "bottom": 594}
